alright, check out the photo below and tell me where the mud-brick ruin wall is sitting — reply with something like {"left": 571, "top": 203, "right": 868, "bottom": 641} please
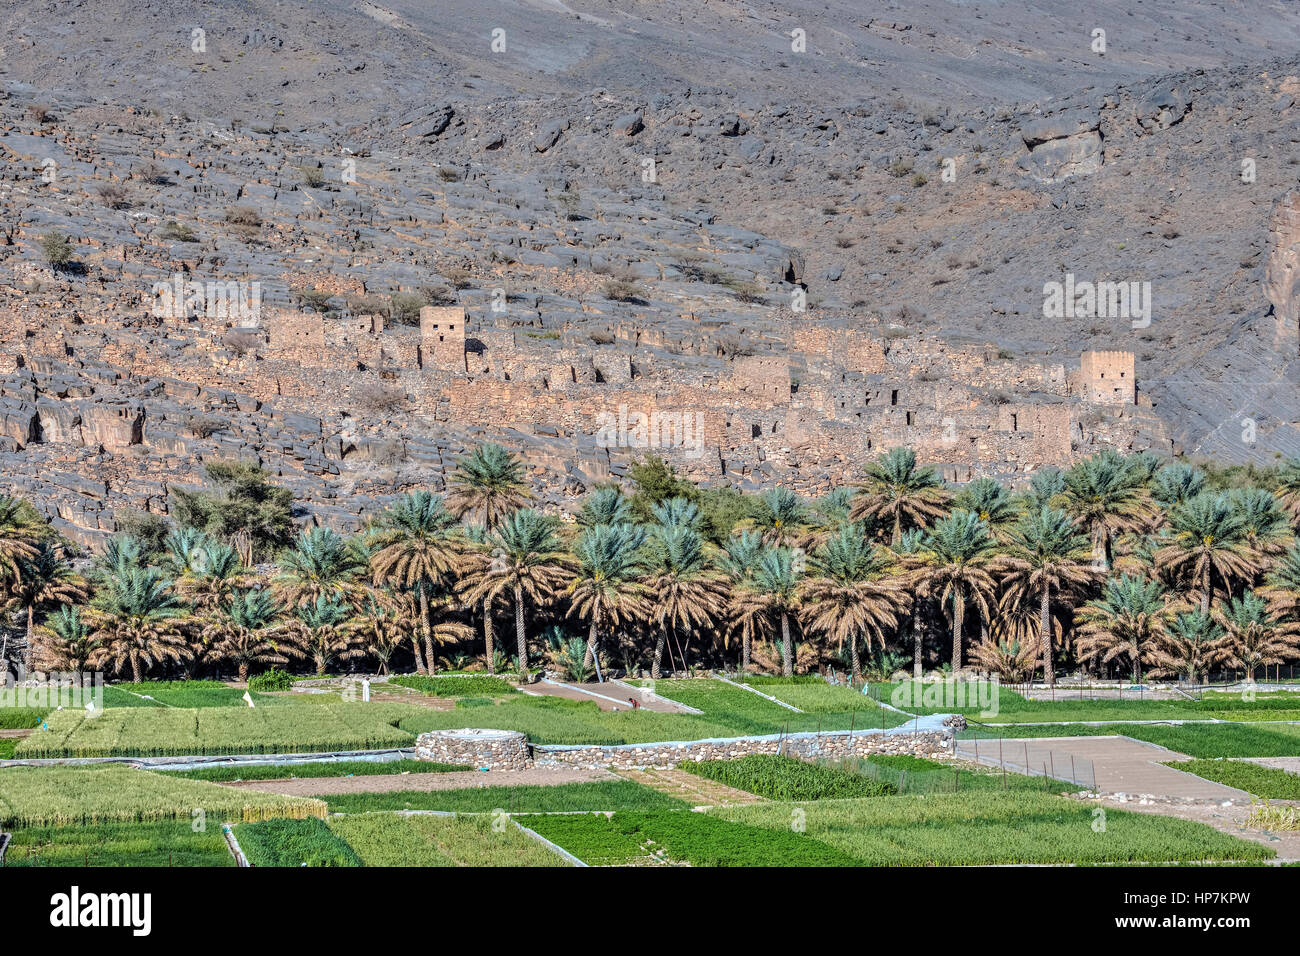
{"left": 788, "top": 327, "right": 889, "bottom": 373}
{"left": 420, "top": 306, "right": 467, "bottom": 374}
{"left": 1077, "top": 350, "right": 1136, "bottom": 405}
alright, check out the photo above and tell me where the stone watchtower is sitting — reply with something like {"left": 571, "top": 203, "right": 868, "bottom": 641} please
{"left": 420, "top": 306, "right": 466, "bottom": 374}
{"left": 1079, "top": 350, "right": 1135, "bottom": 405}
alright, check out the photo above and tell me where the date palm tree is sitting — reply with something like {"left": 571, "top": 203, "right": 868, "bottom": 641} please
{"left": 995, "top": 507, "right": 1096, "bottom": 686}
{"left": 1060, "top": 449, "right": 1151, "bottom": 570}
{"left": 181, "top": 540, "right": 246, "bottom": 614}
{"left": 850, "top": 447, "right": 950, "bottom": 546}
{"left": 1151, "top": 463, "right": 1207, "bottom": 510}
{"left": 750, "top": 487, "right": 807, "bottom": 547}
{"left": 969, "top": 635, "right": 1041, "bottom": 684}
{"left": 917, "top": 511, "right": 996, "bottom": 673}
{"left": 214, "top": 587, "right": 290, "bottom": 682}
{"left": 565, "top": 522, "right": 648, "bottom": 679}
{"left": 0, "top": 495, "right": 43, "bottom": 588}
{"left": 291, "top": 594, "right": 358, "bottom": 676}
{"left": 370, "top": 492, "right": 463, "bottom": 675}
{"left": 1228, "top": 488, "right": 1293, "bottom": 561}
{"left": 34, "top": 604, "right": 100, "bottom": 674}
{"left": 1261, "top": 545, "right": 1300, "bottom": 622}
{"left": 1152, "top": 608, "right": 1229, "bottom": 685}
{"left": 1275, "top": 457, "right": 1300, "bottom": 527}
{"left": 459, "top": 509, "right": 570, "bottom": 677}
{"left": 643, "top": 523, "right": 727, "bottom": 678}
{"left": 86, "top": 566, "right": 190, "bottom": 682}
{"left": 1076, "top": 574, "right": 1169, "bottom": 683}
{"left": 733, "top": 546, "right": 804, "bottom": 676}
{"left": 357, "top": 589, "right": 470, "bottom": 675}
{"left": 274, "top": 527, "right": 361, "bottom": 609}
{"left": 891, "top": 529, "right": 934, "bottom": 680}
{"left": 718, "top": 530, "right": 768, "bottom": 672}
{"left": 447, "top": 442, "right": 531, "bottom": 530}
{"left": 575, "top": 486, "right": 633, "bottom": 529}
{"left": 6, "top": 540, "right": 87, "bottom": 672}
{"left": 801, "top": 525, "right": 905, "bottom": 682}
{"left": 953, "top": 477, "right": 1017, "bottom": 538}
{"left": 1215, "top": 590, "right": 1299, "bottom": 682}
{"left": 1155, "top": 492, "right": 1260, "bottom": 613}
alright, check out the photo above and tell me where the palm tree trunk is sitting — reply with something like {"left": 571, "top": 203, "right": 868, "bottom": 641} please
{"left": 951, "top": 587, "right": 965, "bottom": 672}
{"left": 410, "top": 588, "right": 427, "bottom": 675}
{"left": 130, "top": 651, "right": 142, "bottom": 684}
{"left": 482, "top": 599, "right": 496, "bottom": 674}
{"left": 742, "top": 627, "right": 751, "bottom": 673}
{"left": 1040, "top": 583, "right": 1054, "bottom": 687}
{"left": 912, "top": 614, "right": 922, "bottom": 680}
{"left": 652, "top": 625, "right": 666, "bottom": 680}
{"left": 892, "top": 511, "right": 901, "bottom": 548}
{"left": 781, "top": 612, "right": 793, "bottom": 677}
{"left": 419, "top": 586, "right": 436, "bottom": 675}
{"left": 514, "top": 583, "right": 528, "bottom": 677}
{"left": 1201, "top": 563, "right": 1212, "bottom": 614}
{"left": 238, "top": 662, "right": 249, "bottom": 682}
{"left": 583, "top": 620, "right": 599, "bottom": 678}
{"left": 22, "top": 604, "right": 34, "bottom": 673}
{"left": 849, "top": 635, "right": 860, "bottom": 683}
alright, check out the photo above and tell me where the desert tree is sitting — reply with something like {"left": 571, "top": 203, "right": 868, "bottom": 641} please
{"left": 917, "top": 510, "right": 996, "bottom": 673}
{"left": 1076, "top": 574, "right": 1169, "bottom": 683}
{"left": 565, "top": 521, "right": 648, "bottom": 678}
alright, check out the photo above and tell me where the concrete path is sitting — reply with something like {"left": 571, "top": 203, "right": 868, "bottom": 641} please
{"left": 521, "top": 678, "right": 691, "bottom": 713}
{"left": 955, "top": 735, "right": 1249, "bottom": 799}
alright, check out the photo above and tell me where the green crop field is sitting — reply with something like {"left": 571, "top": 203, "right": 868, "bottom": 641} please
{"left": 0, "top": 765, "right": 325, "bottom": 828}
{"left": 1165, "top": 759, "right": 1300, "bottom": 798}
{"left": 960, "top": 721, "right": 1300, "bottom": 758}
{"left": 323, "top": 779, "right": 689, "bottom": 815}
{"left": 3, "top": 821, "right": 236, "bottom": 867}
{"left": 680, "top": 754, "right": 894, "bottom": 799}
{"left": 711, "top": 792, "right": 1272, "bottom": 866}
{"left": 235, "top": 817, "right": 362, "bottom": 867}
{"left": 329, "top": 813, "right": 568, "bottom": 867}
{"left": 525, "top": 810, "right": 863, "bottom": 866}
{"left": 13, "top": 703, "right": 418, "bottom": 757}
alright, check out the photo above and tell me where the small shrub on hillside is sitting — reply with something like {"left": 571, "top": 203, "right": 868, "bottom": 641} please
{"left": 40, "top": 231, "right": 74, "bottom": 270}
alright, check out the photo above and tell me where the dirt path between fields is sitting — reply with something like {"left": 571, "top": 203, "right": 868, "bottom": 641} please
{"left": 222, "top": 766, "right": 616, "bottom": 796}
{"left": 613, "top": 767, "right": 764, "bottom": 806}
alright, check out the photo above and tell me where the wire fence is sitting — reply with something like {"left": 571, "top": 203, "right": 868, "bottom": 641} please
{"left": 956, "top": 722, "right": 1097, "bottom": 791}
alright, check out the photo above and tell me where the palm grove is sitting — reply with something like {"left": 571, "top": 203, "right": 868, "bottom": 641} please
{"left": 4, "top": 445, "right": 1300, "bottom": 687}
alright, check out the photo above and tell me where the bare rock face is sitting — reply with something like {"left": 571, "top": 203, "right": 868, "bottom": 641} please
{"left": 1018, "top": 109, "right": 1103, "bottom": 182}
{"left": 1264, "top": 192, "right": 1300, "bottom": 355}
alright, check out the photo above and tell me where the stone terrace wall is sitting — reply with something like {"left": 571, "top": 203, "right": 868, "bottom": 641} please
{"left": 532, "top": 728, "right": 952, "bottom": 770}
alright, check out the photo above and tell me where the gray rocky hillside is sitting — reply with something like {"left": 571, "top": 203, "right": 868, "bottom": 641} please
{"left": 0, "top": 0, "right": 1298, "bottom": 545}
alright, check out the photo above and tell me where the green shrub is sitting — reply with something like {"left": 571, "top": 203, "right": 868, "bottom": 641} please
{"left": 389, "top": 674, "right": 516, "bottom": 698}
{"left": 249, "top": 668, "right": 295, "bottom": 692}
{"left": 236, "top": 817, "right": 361, "bottom": 867}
